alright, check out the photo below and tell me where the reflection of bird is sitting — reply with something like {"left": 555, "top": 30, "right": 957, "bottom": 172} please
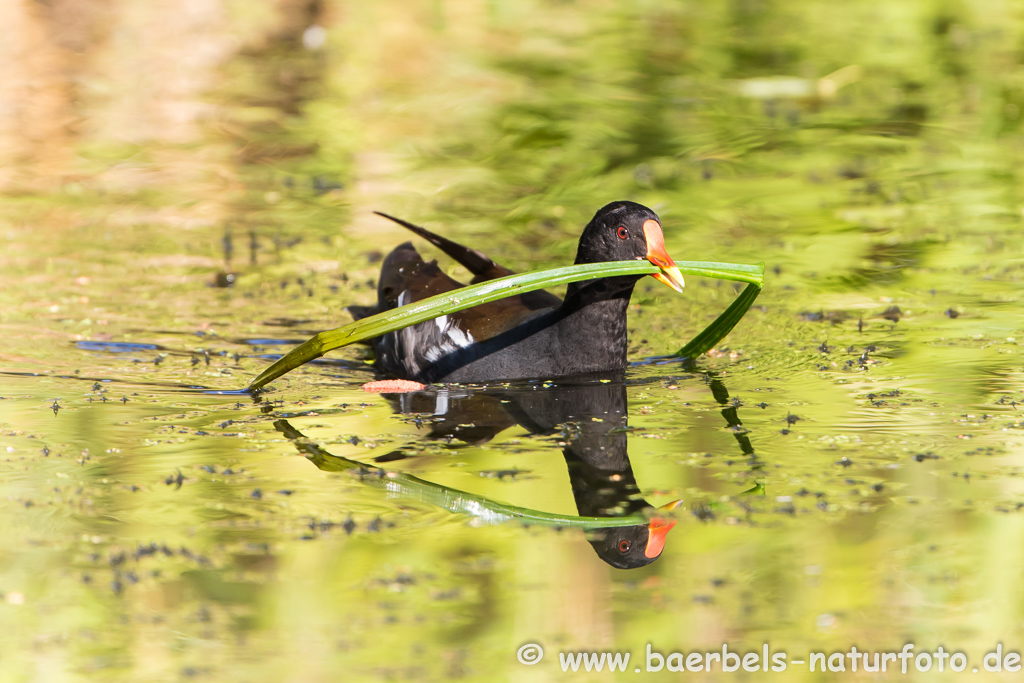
{"left": 349, "top": 202, "right": 685, "bottom": 382}
{"left": 386, "top": 378, "right": 679, "bottom": 569}
{"left": 562, "top": 443, "right": 678, "bottom": 570}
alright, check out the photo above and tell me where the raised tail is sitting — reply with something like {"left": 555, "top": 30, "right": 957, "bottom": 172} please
{"left": 374, "top": 211, "right": 514, "bottom": 283}
{"left": 373, "top": 211, "right": 562, "bottom": 310}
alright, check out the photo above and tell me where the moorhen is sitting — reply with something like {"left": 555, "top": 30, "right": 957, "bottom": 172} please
{"left": 349, "top": 201, "right": 685, "bottom": 383}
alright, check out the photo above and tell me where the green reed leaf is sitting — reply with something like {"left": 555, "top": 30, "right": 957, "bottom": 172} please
{"left": 248, "top": 259, "right": 765, "bottom": 392}
{"left": 675, "top": 279, "right": 763, "bottom": 358}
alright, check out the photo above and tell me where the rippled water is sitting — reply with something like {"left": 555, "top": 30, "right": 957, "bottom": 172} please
{"left": 3, "top": 0, "right": 1024, "bottom": 680}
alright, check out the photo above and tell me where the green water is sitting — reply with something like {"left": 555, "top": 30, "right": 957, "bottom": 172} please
{"left": 3, "top": 0, "right": 1024, "bottom": 680}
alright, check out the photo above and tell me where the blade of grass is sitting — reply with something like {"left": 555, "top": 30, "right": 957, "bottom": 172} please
{"left": 675, "top": 280, "right": 763, "bottom": 358}
{"left": 248, "top": 259, "right": 765, "bottom": 391}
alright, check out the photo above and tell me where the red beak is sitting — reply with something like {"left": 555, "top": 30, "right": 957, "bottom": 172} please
{"left": 644, "top": 517, "right": 678, "bottom": 559}
{"left": 642, "top": 220, "right": 685, "bottom": 293}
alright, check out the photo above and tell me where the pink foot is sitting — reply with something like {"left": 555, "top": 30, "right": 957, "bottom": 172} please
{"left": 361, "top": 379, "right": 427, "bottom": 393}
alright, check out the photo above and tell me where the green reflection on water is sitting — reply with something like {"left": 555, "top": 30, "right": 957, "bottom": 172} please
{"left": 1, "top": 0, "right": 1024, "bottom": 680}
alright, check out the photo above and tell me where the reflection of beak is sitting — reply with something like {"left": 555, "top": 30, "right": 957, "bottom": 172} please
{"left": 644, "top": 500, "right": 682, "bottom": 559}
{"left": 642, "top": 219, "right": 685, "bottom": 293}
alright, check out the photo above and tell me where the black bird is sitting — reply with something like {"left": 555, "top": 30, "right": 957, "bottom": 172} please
{"left": 349, "top": 201, "right": 685, "bottom": 383}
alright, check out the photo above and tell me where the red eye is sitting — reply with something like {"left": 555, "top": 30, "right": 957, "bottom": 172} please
{"left": 616, "top": 226, "right": 629, "bottom": 240}
{"left": 618, "top": 540, "right": 631, "bottom": 552}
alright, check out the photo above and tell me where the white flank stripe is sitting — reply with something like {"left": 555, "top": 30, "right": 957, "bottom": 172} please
{"left": 447, "top": 326, "right": 474, "bottom": 347}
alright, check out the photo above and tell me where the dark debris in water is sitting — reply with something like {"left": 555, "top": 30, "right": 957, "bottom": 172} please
{"left": 864, "top": 389, "right": 903, "bottom": 406}
{"left": 799, "top": 310, "right": 851, "bottom": 324}
{"left": 300, "top": 514, "right": 390, "bottom": 539}
{"left": 75, "top": 540, "right": 221, "bottom": 596}
{"left": 880, "top": 306, "right": 902, "bottom": 323}
{"left": 214, "top": 271, "right": 237, "bottom": 288}
{"left": 478, "top": 467, "right": 525, "bottom": 480}
{"left": 691, "top": 504, "right": 715, "bottom": 522}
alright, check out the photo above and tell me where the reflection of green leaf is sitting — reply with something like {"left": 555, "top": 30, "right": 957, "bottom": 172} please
{"left": 274, "top": 420, "right": 649, "bottom": 529}
{"left": 740, "top": 482, "right": 765, "bottom": 496}
{"left": 247, "top": 259, "right": 764, "bottom": 391}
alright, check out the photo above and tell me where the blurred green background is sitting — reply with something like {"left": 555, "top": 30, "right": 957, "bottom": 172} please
{"left": 2, "top": 0, "right": 1024, "bottom": 680}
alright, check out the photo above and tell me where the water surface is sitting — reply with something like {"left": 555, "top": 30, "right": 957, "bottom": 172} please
{"left": 2, "top": 0, "right": 1024, "bottom": 680}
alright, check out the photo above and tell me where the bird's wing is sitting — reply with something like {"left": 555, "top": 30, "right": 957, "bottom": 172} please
{"left": 368, "top": 241, "right": 554, "bottom": 379}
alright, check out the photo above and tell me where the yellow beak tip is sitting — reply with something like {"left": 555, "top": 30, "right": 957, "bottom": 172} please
{"left": 653, "top": 268, "right": 685, "bottom": 293}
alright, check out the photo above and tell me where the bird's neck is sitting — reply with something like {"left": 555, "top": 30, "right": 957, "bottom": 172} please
{"left": 554, "top": 278, "right": 637, "bottom": 372}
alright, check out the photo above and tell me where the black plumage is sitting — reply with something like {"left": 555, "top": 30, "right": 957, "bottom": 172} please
{"left": 350, "top": 201, "right": 684, "bottom": 383}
